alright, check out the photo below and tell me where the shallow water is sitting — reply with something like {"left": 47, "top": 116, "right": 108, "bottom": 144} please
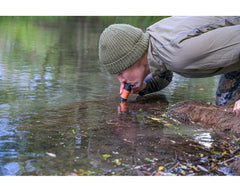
{"left": 0, "top": 17, "right": 231, "bottom": 175}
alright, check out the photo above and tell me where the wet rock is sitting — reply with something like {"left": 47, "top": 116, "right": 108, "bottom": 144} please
{"left": 168, "top": 100, "right": 240, "bottom": 132}
{"left": 25, "top": 160, "right": 37, "bottom": 173}
{"left": 1, "top": 162, "right": 20, "bottom": 176}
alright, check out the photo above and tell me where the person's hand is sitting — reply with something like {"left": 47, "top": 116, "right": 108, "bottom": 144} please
{"left": 119, "top": 82, "right": 125, "bottom": 95}
{"left": 131, "top": 82, "right": 147, "bottom": 94}
{"left": 233, "top": 100, "right": 240, "bottom": 116}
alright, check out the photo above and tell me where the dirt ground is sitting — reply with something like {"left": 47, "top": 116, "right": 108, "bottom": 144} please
{"left": 168, "top": 100, "right": 240, "bottom": 133}
{"left": 167, "top": 100, "right": 240, "bottom": 175}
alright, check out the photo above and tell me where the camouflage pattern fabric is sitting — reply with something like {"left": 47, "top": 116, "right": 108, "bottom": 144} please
{"left": 216, "top": 71, "right": 240, "bottom": 106}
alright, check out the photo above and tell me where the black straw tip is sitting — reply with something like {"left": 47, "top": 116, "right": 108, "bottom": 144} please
{"left": 119, "top": 97, "right": 127, "bottom": 103}
{"left": 124, "top": 84, "right": 132, "bottom": 91}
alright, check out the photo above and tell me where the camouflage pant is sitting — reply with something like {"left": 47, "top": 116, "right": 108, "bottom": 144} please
{"left": 216, "top": 71, "right": 240, "bottom": 106}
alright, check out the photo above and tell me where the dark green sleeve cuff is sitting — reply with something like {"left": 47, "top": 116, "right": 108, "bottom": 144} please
{"left": 138, "top": 70, "right": 173, "bottom": 96}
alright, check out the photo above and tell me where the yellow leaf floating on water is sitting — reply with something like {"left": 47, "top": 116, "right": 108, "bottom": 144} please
{"left": 164, "top": 124, "right": 172, "bottom": 126}
{"left": 150, "top": 117, "right": 161, "bottom": 121}
{"left": 78, "top": 169, "right": 85, "bottom": 175}
{"left": 158, "top": 166, "right": 164, "bottom": 171}
{"left": 222, "top": 151, "right": 227, "bottom": 156}
{"left": 69, "top": 172, "right": 78, "bottom": 176}
{"left": 115, "top": 159, "right": 120, "bottom": 165}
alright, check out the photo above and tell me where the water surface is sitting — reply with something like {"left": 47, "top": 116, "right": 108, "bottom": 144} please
{"left": 0, "top": 17, "right": 230, "bottom": 176}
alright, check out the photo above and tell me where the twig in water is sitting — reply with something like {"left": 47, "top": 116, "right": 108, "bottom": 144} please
{"left": 197, "top": 165, "right": 209, "bottom": 173}
{"left": 101, "top": 169, "right": 112, "bottom": 176}
{"left": 168, "top": 161, "right": 180, "bottom": 172}
{"left": 218, "top": 154, "right": 240, "bottom": 165}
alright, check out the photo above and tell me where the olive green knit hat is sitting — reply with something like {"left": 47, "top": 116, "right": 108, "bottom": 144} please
{"left": 98, "top": 24, "right": 149, "bottom": 74}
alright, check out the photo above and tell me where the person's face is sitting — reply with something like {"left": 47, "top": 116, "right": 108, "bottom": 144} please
{"left": 116, "top": 53, "right": 150, "bottom": 94}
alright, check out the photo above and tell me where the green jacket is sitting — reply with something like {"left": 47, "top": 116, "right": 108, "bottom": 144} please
{"left": 146, "top": 16, "right": 240, "bottom": 78}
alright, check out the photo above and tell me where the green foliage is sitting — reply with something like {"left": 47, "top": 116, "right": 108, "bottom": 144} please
{"left": 0, "top": 16, "right": 68, "bottom": 24}
{"left": 87, "top": 16, "right": 170, "bottom": 29}
{"left": 0, "top": 16, "right": 68, "bottom": 69}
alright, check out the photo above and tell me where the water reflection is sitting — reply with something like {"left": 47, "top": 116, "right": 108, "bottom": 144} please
{"left": 0, "top": 17, "right": 120, "bottom": 116}
{"left": 1, "top": 94, "right": 215, "bottom": 175}
{"left": 162, "top": 73, "right": 220, "bottom": 104}
{"left": 194, "top": 132, "right": 213, "bottom": 149}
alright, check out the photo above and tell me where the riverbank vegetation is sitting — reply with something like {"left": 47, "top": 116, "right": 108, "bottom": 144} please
{"left": 87, "top": 16, "right": 169, "bottom": 29}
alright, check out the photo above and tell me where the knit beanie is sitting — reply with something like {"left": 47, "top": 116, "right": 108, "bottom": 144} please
{"left": 99, "top": 24, "right": 149, "bottom": 74}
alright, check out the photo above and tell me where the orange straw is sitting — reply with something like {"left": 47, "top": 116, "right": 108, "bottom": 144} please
{"left": 120, "top": 89, "right": 131, "bottom": 100}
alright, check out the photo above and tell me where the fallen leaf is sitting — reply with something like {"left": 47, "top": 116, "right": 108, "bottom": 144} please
{"left": 154, "top": 170, "right": 164, "bottom": 176}
{"left": 180, "top": 170, "right": 186, "bottom": 175}
{"left": 115, "top": 159, "right": 120, "bottom": 165}
{"left": 164, "top": 124, "right": 172, "bottom": 127}
{"left": 103, "top": 154, "right": 110, "bottom": 159}
{"left": 144, "top": 158, "right": 154, "bottom": 162}
{"left": 181, "top": 165, "right": 187, "bottom": 169}
{"left": 190, "top": 165, "right": 199, "bottom": 172}
{"left": 150, "top": 117, "right": 161, "bottom": 121}
{"left": 78, "top": 169, "right": 85, "bottom": 175}
{"left": 158, "top": 166, "right": 164, "bottom": 171}
{"left": 212, "top": 151, "right": 220, "bottom": 155}
{"left": 222, "top": 151, "right": 227, "bottom": 156}
{"left": 69, "top": 172, "right": 78, "bottom": 176}
{"left": 161, "top": 114, "right": 166, "bottom": 118}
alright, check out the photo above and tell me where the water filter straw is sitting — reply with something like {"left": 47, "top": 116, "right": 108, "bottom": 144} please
{"left": 119, "top": 84, "right": 132, "bottom": 103}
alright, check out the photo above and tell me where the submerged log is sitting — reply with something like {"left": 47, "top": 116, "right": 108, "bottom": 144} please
{"left": 168, "top": 100, "right": 240, "bottom": 133}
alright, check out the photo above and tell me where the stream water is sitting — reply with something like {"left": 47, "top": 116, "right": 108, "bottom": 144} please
{"left": 0, "top": 17, "right": 230, "bottom": 176}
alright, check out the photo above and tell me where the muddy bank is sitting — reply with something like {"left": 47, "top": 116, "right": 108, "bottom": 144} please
{"left": 167, "top": 99, "right": 240, "bottom": 175}
{"left": 168, "top": 100, "right": 240, "bottom": 133}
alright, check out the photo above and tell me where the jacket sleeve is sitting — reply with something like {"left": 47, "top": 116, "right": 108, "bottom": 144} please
{"left": 138, "top": 70, "right": 173, "bottom": 96}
